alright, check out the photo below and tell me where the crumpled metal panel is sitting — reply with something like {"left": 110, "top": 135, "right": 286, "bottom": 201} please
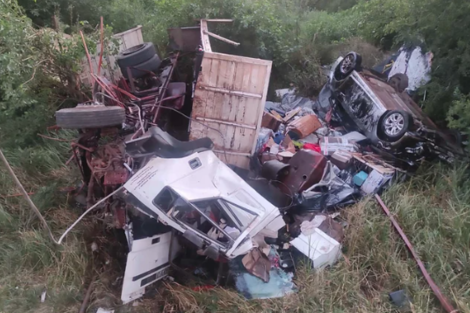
{"left": 280, "top": 149, "right": 327, "bottom": 194}
{"left": 167, "top": 27, "right": 201, "bottom": 51}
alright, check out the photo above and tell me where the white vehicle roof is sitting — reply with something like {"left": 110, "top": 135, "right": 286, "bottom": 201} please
{"left": 124, "top": 150, "right": 277, "bottom": 219}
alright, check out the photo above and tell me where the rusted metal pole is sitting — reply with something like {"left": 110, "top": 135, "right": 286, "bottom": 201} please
{"left": 152, "top": 52, "right": 179, "bottom": 124}
{"left": 204, "top": 30, "right": 240, "bottom": 46}
{"left": 80, "top": 31, "right": 94, "bottom": 83}
{"left": 78, "top": 280, "right": 95, "bottom": 313}
{"left": 375, "top": 194, "right": 457, "bottom": 313}
{"left": 97, "top": 16, "right": 104, "bottom": 76}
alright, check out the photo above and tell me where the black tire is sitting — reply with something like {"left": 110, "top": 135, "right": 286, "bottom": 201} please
{"left": 117, "top": 42, "right": 156, "bottom": 69}
{"left": 56, "top": 106, "right": 125, "bottom": 129}
{"left": 379, "top": 110, "right": 412, "bottom": 141}
{"left": 121, "top": 54, "right": 162, "bottom": 79}
{"left": 388, "top": 73, "right": 409, "bottom": 93}
{"left": 334, "top": 52, "right": 362, "bottom": 81}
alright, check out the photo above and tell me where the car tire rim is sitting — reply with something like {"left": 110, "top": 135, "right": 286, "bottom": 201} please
{"left": 340, "top": 54, "right": 355, "bottom": 74}
{"left": 384, "top": 113, "right": 405, "bottom": 136}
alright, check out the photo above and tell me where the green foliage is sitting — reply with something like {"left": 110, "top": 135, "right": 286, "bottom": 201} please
{"left": 13, "top": 0, "right": 470, "bottom": 133}
{"left": 0, "top": 133, "right": 88, "bottom": 313}
{"left": 18, "top": 0, "right": 113, "bottom": 32}
{"left": 0, "top": 1, "right": 94, "bottom": 148}
{"left": 447, "top": 91, "right": 470, "bottom": 131}
{"left": 0, "top": 1, "right": 48, "bottom": 147}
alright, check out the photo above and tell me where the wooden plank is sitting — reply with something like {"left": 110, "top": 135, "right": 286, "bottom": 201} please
{"left": 204, "top": 30, "right": 240, "bottom": 46}
{"left": 190, "top": 51, "right": 272, "bottom": 169}
{"left": 217, "top": 59, "right": 236, "bottom": 149}
{"left": 236, "top": 62, "right": 258, "bottom": 154}
{"left": 209, "top": 58, "right": 227, "bottom": 147}
{"left": 219, "top": 60, "right": 236, "bottom": 151}
{"left": 203, "top": 52, "right": 272, "bottom": 66}
{"left": 251, "top": 61, "right": 272, "bottom": 154}
{"left": 192, "top": 57, "right": 212, "bottom": 118}
{"left": 230, "top": 62, "right": 247, "bottom": 156}
{"left": 205, "top": 19, "right": 233, "bottom": 22}
{"left": 191, "top": 56, "right": 215, "bottom": 140}
{"left": 225, "top": 62, "right": 243, "bottom": 150}
{"left": 244, "top": 65, "right": 261, "bottom": 120}
{"left": 195, "top": 117, "right": 256, "bottom": 130}
{"left": 197, "top": 85, "right": 262, "bottom": 98}
{"left": 200, "top": 20, "right": 212, "bottom": 52}
{"left": 282, "top": 107, "right": 302, "bottom": 123}
{"left": 202, "top": 57, "right": 217, "bottom": 138}
{"left": 112, "top": 25, "right": 143, "bottom": 38}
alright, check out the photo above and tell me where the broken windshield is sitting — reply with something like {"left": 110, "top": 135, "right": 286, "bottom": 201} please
{"left": 152, "top": 188, "right": 257, "bottom": 244}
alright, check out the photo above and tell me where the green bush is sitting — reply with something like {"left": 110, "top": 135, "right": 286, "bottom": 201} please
{"left": 11, "top": 0, "right": 470, "bottom": 132}
{"left": 0, "top": 1, "right": 96, "bottom": 148}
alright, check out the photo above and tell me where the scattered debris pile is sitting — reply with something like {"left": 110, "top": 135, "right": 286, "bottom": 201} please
{"left": 23, "top": 19, "right": 464, "bottom": 311}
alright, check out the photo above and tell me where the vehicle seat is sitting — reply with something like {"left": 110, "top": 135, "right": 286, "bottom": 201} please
{"left": 136, "top": 126, "right": 213, "bottom": 158}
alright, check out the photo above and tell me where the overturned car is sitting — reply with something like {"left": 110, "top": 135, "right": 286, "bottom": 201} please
{"left": 321, "top": 52, "right": 464, "bottom": 165}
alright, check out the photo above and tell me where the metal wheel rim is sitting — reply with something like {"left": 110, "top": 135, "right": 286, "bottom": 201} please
{"left": 340, "top": 54, "right": 355, "bottom": 74}
{"left": 384, "top": 113, "right": 405, "bottom": 136}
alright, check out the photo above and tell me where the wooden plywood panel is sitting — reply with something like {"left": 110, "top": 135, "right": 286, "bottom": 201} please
{"left": 190, "top": 51, "right": 272, "bottom": 169}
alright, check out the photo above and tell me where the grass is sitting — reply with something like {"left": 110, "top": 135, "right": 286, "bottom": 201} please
{"left": 1, "top": 133, "right": 470, "bottom": 313}
{"left": 0, "top": 135, "right": 88, "bottom": 313}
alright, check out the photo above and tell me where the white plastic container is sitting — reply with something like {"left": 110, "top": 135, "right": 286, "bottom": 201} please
{"left": 290, "top": 228, "right": 341, "bottom": 269}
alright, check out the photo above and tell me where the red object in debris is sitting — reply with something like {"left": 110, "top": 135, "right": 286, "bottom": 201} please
{"left": 104, "top": 169, "right": 128, "bottom": 186}
{"left": 302, "top": 143, "right": 321, "bottom": 153}
{"left": 191, "top": 285, "right": 215, "bottom": 292}
{"left": 375, "top": 195, "right": 457, "bottom": 313}
{"left": 325, "top": 108, "right": 332, "bottom": 124}
{"left": 281, "top": 149, "right": 327, "bottom": 194}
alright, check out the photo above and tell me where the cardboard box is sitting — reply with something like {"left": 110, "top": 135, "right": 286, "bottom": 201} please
{"left": 361, "top": 169, "right": 393, "bottom": 194}
{"left": 319, "top": 137, "right": 358, "bottom": 155}
{"left": 331, "top": 150, "right": 353, "bottom": 169}
{"left": 261, "top": 111, "right": 282, "bottom": 131}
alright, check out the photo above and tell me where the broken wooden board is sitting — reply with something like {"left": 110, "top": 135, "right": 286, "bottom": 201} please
{"left": 261, "top": 111, "right": 282, "bottom": 131}
{"left": 282, "top": 107, "right": 301, "bottom": 123}
{"left": 190, "top": 51, "right": 272, "bottom": 169}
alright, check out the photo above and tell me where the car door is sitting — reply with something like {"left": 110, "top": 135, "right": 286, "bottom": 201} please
{"left": 121, "top": 231, "right": 180, "bottom": 303}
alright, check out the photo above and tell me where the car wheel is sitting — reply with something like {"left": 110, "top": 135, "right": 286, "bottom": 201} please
{"left": 379, "top": 110, "right": 412, "bottom": 141}
{"left": 334, "top": 52, "right": 362, "bottom": 81}
{"left": 122, "top": 54, "right": 162, "bottom": 79}
{"left": 56, "top": 105, "right": 125, "bottom": 129}
{"left": 117, "top": 42, "right": 157, "bottom": 70}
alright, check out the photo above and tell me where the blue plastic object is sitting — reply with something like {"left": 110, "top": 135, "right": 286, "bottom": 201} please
{"left": 353, "top": 171, "right": 368, "bottom": 187}
{"left": 273, "top": 132, "right": 285, "bottom": 144}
